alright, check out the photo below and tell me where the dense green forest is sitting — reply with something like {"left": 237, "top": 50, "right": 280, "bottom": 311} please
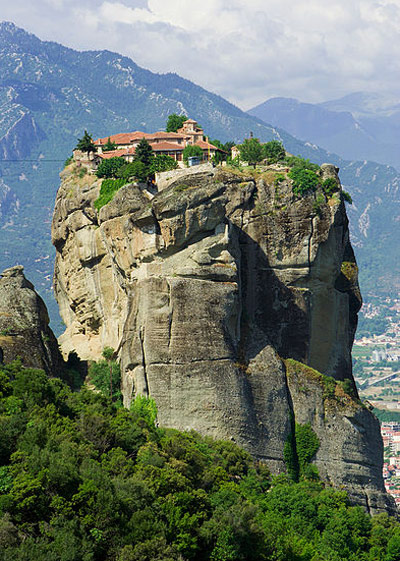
{"left": 1, "top": 360, "right": 400, "bottom": 561}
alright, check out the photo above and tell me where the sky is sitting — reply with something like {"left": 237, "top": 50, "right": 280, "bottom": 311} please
{"left": 0, "top": 0, "right": 399, "bottom": 110}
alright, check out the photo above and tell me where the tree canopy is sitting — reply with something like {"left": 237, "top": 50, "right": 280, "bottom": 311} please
{"left": 103, "top": 137, "right": 117, "bottom": 152}
{"left": 0, "top": 358, "right": 400, "bottom": 561}
{"left": 96, "top": 157, "right": 126, "bottom": 178}
{"left": 239, "top": 137, "right": 264, "bottom": 167}
{"left": 263, "top": 140, "right": 286, "bottom": 163}
{"left": 210, "top": 139, "right": 234, "bottom": 163}
{"left": 183, "top": 144, "right": 203, "bottom": 163}
{"left": 0, "top": 358, "right": 399, "bottom": 560}
{"left": 151, "top": 154, "right": 179, "bottom": 173}
{"left": 75, "top": 130, "right": 97, "bottom": 153}
{"left": 118, "top": 160, "right": 148, "bottom": 183}
{"left": 166, "top": 113, "right": 187, "bottom": 133}
{"left": 134, "top": 138, "right": 154, "bottom": 169}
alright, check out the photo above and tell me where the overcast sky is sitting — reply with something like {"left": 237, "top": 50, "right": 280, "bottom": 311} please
{"left": 0, "top": 0, "right": 399, "bottom": 109}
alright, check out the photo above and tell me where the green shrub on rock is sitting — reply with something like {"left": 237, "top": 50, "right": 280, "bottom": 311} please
{"left": 151, "top": 154, "right": 179, "bottom": 173}
{"left": 289, "top": 167, "right": 320, "bottom": 196}
{"left": 322, "top": 177, "right": 339, "bottom": 197}
{"left": 295, "top": 423, "right": 320, "bottom": 474}
{"left": 118, "top": 160, "right": 148, "bottom": 182}
{"left": 285, "top": 155, "right": 320, "bottom": 172}
{"left": 96, "top": 157, "right": 126, "bottom": 179}
{"left": 94, "top": 178, "right": 127, "bottom": 210}
{"left": 342, "top": 190, "right": 353, "bottom": 204}
{"left": 263, "top": 140, "right": 286, "bottom": 164}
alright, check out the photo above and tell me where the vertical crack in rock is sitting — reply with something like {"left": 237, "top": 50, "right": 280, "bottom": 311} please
{"left": 139, "top": 326, "right": 149, "bottom": 397}
{"left": 166, "top": 278, "right": 173, "bottom": 354}
{"left": 308, "top": 215, "right": 315, "bottom": 271}
{"left": 365, "top": 488, "right": 371, "bottom": 515}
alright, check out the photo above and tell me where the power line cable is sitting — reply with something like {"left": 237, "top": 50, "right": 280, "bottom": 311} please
{"left": 0, "top": 159, "right": 65, "bottom": 162}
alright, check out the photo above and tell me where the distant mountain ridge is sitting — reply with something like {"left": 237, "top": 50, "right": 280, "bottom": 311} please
{"left": 0, "top": 22, "right": 399, "bottom": 328}
{"left": 248, "top": 94, "right": 400, "bottom": 171}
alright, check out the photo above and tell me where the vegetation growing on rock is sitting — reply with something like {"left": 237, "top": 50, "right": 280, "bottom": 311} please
{"left": 75, "top": 130, "right": 97, "bottom": 154}
{"left": 151, "top": 154, "right": 179, "bottom": 173}
{"left": 341, "top": 261, "right": 359, "bottom": 284}
{"left": 288, "top": 167, "right": 320, "bottom": 196}
{"left": 285, "top": 359, "right": 358, "bottom": 406}
{"left": 53, "top": 154, "right": 386, "bottom": 514}
{"left": 342, "top": 190, "right": 353, "bottom": 204}
{"left": 88, "top": 347, "right": 121, "bottom": 402}
{"left": 263, "top": 140, "right": 286, "bottom": 163}
{"left": 238, "top": 137, "right": 264, "bottom": 167}
{"left": 284, "top": 422, "right": 320, "bottom": 482}
{"left": 94, "top": 178, "right": 128, "bottom": 211}
{"left": 96, "top": 157, "right": 126, "bottom": 179}
{"left": 322, "top": 177, "right": 339, "bottom": 197}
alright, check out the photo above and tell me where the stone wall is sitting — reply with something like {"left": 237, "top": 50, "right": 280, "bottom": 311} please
{"left": 155, "top": 162, "right": 213, "bottom": 191}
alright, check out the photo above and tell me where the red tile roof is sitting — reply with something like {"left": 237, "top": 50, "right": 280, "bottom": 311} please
{"left": 194, "top": 140, "right": 221, "bottom": 151}
{"left": 98, "top": 149, "right": 129, "bottom": 159}
{"left": 95, "top": 131, "right": 187, "bottom": 145}
{"left": 150, "top": 142, "right": 184, "bottom": 151}
{"left": 95, "top": 133, "right": 141, "bottom": 145}
{"left": 149, "top": 131, "right": 186, "bottom": 139}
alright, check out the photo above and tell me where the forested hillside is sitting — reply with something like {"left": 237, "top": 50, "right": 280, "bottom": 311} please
{"left": 1, "top": 360, "right": 400, "bottom": 561}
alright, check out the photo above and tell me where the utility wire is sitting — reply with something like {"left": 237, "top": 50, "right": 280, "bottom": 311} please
{"left": 0, "top": 159, "right": 65, "bottom": 162}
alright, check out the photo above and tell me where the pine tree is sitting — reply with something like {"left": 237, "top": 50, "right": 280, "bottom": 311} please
{"left": 75, "top": 130, "right": 97, "bottom": 154}
{"left": 134, "top": 138, "right": 154, "bottom": 168}
{"left": 103, "top": 137, "right": 117, "bottom": 152}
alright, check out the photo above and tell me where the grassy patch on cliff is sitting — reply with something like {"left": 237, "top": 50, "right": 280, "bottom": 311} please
{"left": 94, "top": 177, "right": 128, "bottom": 210}
{"left": 285, "top": 358, "right": 359, "bottom": 405}
{"left": 0, "top": 359, "right": 397, "bottom": 561}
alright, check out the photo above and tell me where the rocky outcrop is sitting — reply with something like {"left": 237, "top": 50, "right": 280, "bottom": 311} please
{"left": 0, "top": 265, "right": 63, "bottom": 374}
{"left": 286, "top": 359, "right": 389, "bottom": 513}
{"left": 52, "top": 161, "right": 394, "bottom": 513}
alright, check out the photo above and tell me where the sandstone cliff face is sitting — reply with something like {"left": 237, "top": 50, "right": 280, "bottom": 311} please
{"left": 52, "top": 162, "right": 392, "bottom": 513}
{"left": 0, "top": 265, "right": 62, "bottom": 374}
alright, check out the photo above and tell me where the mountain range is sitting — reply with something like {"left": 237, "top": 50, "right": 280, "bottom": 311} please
{"left": 0, "top": 22, "right": 399, "bottom": 328}
{"left": 248, "top": 93, "right": 400, "bottom": 171}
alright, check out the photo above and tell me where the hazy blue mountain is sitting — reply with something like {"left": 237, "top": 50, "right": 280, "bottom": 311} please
{"left": 320, "top": 91, "right": 400, "bottom": 119}
{"left": 248, "top": 94, "right": 400, "bottom": 170}
{"left": 0, "top": 22, "right": 399, "bottom": 329}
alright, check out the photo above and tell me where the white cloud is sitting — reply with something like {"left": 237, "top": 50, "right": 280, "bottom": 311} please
{"left": 98, "top": 2, "right": 158, "bottom": 25}
{"left": 0, "top": 0, "right": 399, "bottom": 108}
